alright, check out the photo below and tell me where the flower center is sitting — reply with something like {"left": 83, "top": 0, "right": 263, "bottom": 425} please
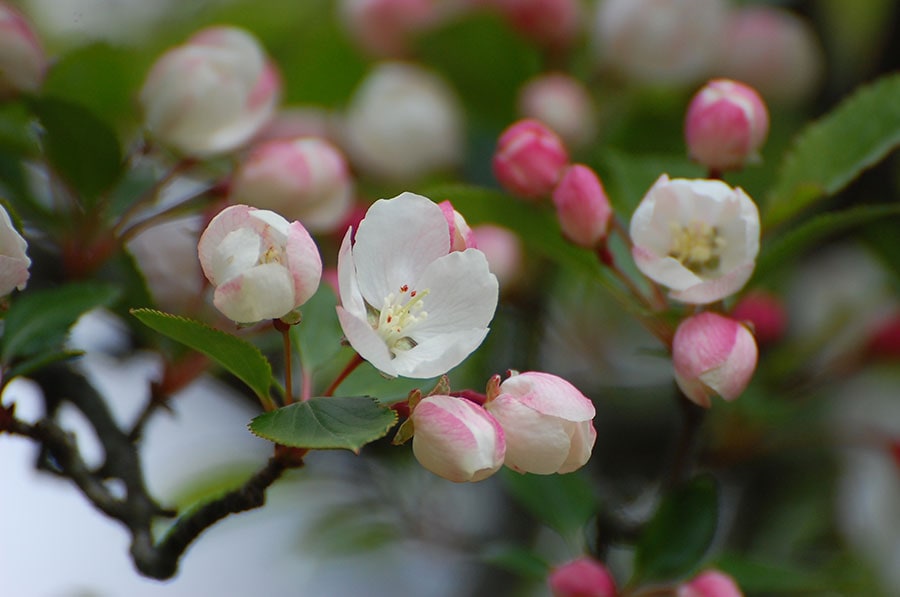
{"left": 367, "top": 284, "right": 430, "bottom": 357}
{"left": 668, "top": 220, "right": 725, "bottom": 274}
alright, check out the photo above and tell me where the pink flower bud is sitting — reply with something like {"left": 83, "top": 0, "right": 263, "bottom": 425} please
{"left": 488, "top": 0, "right": 581, "bottom": 49}
{"left": 552, "top": 164, "right": 612, "bottom": 249}
{"left": 471, "top": 225, "right": 525, "bottom": 291}
{"left": 672, "top": 312, "right": 758, "bottom": 408}
{"left": 231, "top": 137, "right": 354, "bottom": 234}
{"left": 485, "top": 371, "right": 596, "bottom": 474}
{"left": 411, "top": 394, "right": 506, "bottom": 483}
{"left": 493, "top": 119, "right": 569, "bottom": 200}
{"left": 714, "top": 6, "right": 824, "bottom": 105}
{"left": 197, "top": 204, "right": 322, "bottom": 324}
{"left": 0, "top": 3, "right": 45, "bottom": 98}
{"left": 548, "top": 557, "right": 617, "bottom": 597}
{"left": 678, "top": 570, "right": 743, "bottom": 597}
{"left": 731, "top": 290, "right": 786, "bottom": 346}
{"left": 865, "top": 313, "right": 900, "bottom": 360}
{"left": 140, "top": 26, "right": 281, "bottom": 157}
{"left": 0, "top": 203, "right": 30, "bottom": 295}
{"left": 685, "top": 79, "right": 769, "bottom": 173}
{"left": 518, "top": 73, "right": 597, "bottom": 150}
{"left": 438, "top": 200, "right": 476, "bottom": 252}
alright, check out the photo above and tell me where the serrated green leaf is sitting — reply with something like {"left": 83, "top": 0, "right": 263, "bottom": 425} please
{"left": 633, "top": 475, "right": 719, "bottom": 583}
{"left": 29, "top": 97, "right": 123, "bottom": 206}
{"left": 131, "top": 308, "right": 273, "bottom": 402}
{"left": 248, "top": 396, "right": 398, "bottom": 453}
{"left": 1, "top": 283, "right": 121, "bottom": 363}
{"left": 501, "top": 469, "right": 598, "bottom": 538}
{"left": 754, "top": 203, "right": 900, "bottom": 281}
{"left": 764, "top": 73, "right": 900, "bottom": 227}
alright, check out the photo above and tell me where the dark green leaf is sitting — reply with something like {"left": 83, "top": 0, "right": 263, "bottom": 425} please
{"left": 248, "top": 396, "right": 398, "bottom": 453}
{"left": 5, "top": 350, "right": 84, "bottom": 380}
{"left": 714, "top": 553, "right": 826, "bottom": 594}
{"left": 501, "top": 469, "right": 598, "bottom": 538}
{"left": 1, "top": 283, "right": 121, "bottom": 363}
{"left": 754, "top": 203, "right": 900, "bottom": 282}
{"left": 0, "top": 101, "right": 39, "bottom": 157}
{"left": 633, "top": 475, "right": 719, "bottom": 583}
{"left": 764, "top": 73, "right": 900, "bottom": 227}
{"left": 42, "top": 43, "right": 145, "bottom": 130}
{"left": 29, "top": 97, "right": 123, "bottom": 206}
{"left": 481, "top": 544, "right": 550, "bottom": 580}
{"left": 131, "top": 309, "right": 273, "bottom": 402}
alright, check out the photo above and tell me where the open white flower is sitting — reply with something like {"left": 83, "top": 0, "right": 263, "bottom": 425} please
{"left": 336, "top": 192, "right": 498, "bottom": 378}
{"left": 630, "top": 175, "right": 760, "bottom": 304}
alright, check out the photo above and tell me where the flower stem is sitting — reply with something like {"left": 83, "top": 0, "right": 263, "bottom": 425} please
{"left": 323, "top": 353, "right": 364, "bottom": 397}
{"left": 112, "top": 158, "right": 197, "bottom": 237}
{"left": 280, "top": 324, "right": 294, "bottom": 405}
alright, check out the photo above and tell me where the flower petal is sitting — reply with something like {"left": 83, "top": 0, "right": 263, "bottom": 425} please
{"left": 411, "top": 249, "right": 498, "bottom": 338}
{"left": 213, "top": 262, "right": 295, "bottom": 323}
{"left": 352, "top": 192, "right": 450, "bottom": 306}
{"left": 337, "top": 228, "right": 366, "bottom": 318}
{"left": 499, "top": 372, "right": 596, "bottom": 422}
{"left": 284, "top": 220, "right": 322, "bottom": 306}
{"left": 336, "top": 306, "right": 397, "bottom": 376}
{"left": 488, "top": 394, "right": 571, "bottom": 474}
{"left": 390, "top": 328, "right": 490, "bottom": 379}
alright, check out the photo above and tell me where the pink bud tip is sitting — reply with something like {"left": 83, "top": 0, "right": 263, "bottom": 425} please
{"left": 552, "top": 164, "right": 612, "bottom": 249}
{"left": 730, "top": 290, "right": 786, "bottom": 346}
{"left": 685, "top": 79, "right": 769, "bottom": 173}
{"left": 548, "top": 557, "right": 617, "bottom": 597}
{"left": 493, "top": 119, "right": 569, "bottom": 200}
{"left": 672, "top": 312, "right": 758, "bottom": 408}
{"left": 678, "top": 570, "right": 743, "bottom": 597}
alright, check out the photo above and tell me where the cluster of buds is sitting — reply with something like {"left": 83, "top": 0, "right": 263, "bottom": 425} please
{"left": 493, "top": 119, "right": 612, "bottom": 251}
{"left": 399, "top": 370, "right": 597, "bottom": 482}
{"left": 547, "top": 560, "right": 743, "bottom": 597}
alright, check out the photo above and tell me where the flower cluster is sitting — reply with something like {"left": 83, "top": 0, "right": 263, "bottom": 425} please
{"left": 403, "top": 370, "right": 597, "bottom": 483}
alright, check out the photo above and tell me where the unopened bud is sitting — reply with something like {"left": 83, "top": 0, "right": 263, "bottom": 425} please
{"left": 411, "top": 394, "right": 506, "bottom": 483}
{"left": 518, "top": 73, "right": 596, "bottom": 150}
{"left": 678, "top": 570, "right": 743, "bottom": 597}
{"left": 471, "top": 225, "right": 525, "bottom": 291}
{"left": 552, "top": 164, "right": 612, "bottom": 249}
{"left": 731, "top": 290, "right": 786, "bottom": 346}
{"left": 673, "top": 312, "right": 758, "bottom": 408}
{"left": 548, "top": 557, "right": 616, "bottom": 597}
{"left": 231, "top": 137, "right": 354, "bottom": 234}
{"left": 488, "top": 0, "right": 581, "bottom": 49}
{"left": 0, "top": 3, "right": 45, "bottom": 99}
{"left": 493, "top": 119, "right": 569, "bottom": 200}
{"left": 685, "top": 79, "right": 769, "bottom": 173}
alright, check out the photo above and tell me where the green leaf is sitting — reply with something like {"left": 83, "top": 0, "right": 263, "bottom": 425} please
{"left": 594, "top": 148, "right": 703, "bottom": 213}
{"left": 764, "top": 73, "right": 900, "bottom": 227}
{"left": 291, "top": 285, "right": 344, "bottom": 384}
{"left": 501, "top": 469, "right": 598, "bottom": 538}
{"left": 1, "top": 283, "right": 121, "bottom": 363}
{"left": 248, "top": 396, "right": 398, "bottom": 453}
{"left": 131, "top": 309, "right": 273, "bottom": 402}
{"left": 481, "top": 544, "right": 550, "bottom": 581}
{"left": 754, "top": 203, "right": 900, "bottom": 281}
{"left": 5, "top": 350, "right": 84, "bottom": 380}
{"left": 633, "top": 475, "right": 719, "bottom": 583}
{"left": 29, "top": 96, "right": 123, "bottom": 206}
{"left": 714, "top": 553, "right": 826, "bottom": 594}
{"left": 42, "top": 43, "right": 145, "bottom": 130}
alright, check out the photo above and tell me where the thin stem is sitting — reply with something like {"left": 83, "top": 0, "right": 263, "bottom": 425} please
{"left": 117, "top": 184, "right": 213, "bottom": 242}
{"left": 608, "top": 217, "right": 669, "bottom": 311}
{"left": 112, "top": 158, "right": 197, "bottom": 237}
{"left": 281, "top": 325, "right": 294, "bottom": 405}
{"left": 323, "top": 353, "right": 364, "bottom": 397}
{"left": 665, "top": 391, "right": 707, "bottom": 489}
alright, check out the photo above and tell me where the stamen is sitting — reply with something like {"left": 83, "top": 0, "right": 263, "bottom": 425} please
{"left": 368, "top": 286, "right": 431, "bottom": 357}
{"left": 668, "top": 220, "right": 726, "bottom": 274}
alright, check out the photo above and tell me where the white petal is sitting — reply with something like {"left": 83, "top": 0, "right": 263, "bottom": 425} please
{"left": 411, "top": 249, "right": 498, "bottom": 338}
{"left": 336, "top": 306, "right": 397, "bottom": 376}
{"left": 353, "top": 192, "right": 449, "bottom": 307}
{"left": 211, "top": 227, "right": 261, "bottom": 284}
{"left": 214, "top": 263, "right": 294, "bottom": 323}
{"left": 336, "top": 229, "right": 366, "bottom": 318}
{"left": 487, "top": 395, "right": 571, "bottom": 475}
{"left": 632, "top": 246, "right": 702, "bottom": 292}
{"left": 390, "top": 328, "right": 490, "bottom": 379}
